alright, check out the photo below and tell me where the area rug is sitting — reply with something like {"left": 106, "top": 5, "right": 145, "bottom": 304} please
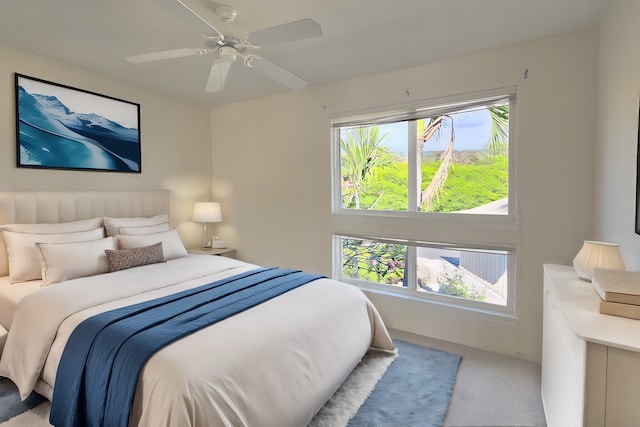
{"left": 0, "top": 382, "right": 46, "bottom": 425}
{"left": 0, "top": 340, "right": 461, "bottom": 427}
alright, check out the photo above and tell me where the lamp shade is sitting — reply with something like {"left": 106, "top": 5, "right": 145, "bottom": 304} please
{"left": 192, "top": 202, "right": 222, "bottom": 223}
{"left": 573, "top": 240, "right": 625, "bottom": 281}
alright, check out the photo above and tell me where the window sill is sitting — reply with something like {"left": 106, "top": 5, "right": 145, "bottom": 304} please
{"left": 357, "top": 283, "right": 520, "bottom": 325}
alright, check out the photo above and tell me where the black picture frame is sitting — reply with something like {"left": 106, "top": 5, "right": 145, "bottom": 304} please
{"left": 636, "top": 100, "right": 640, "bottom": 234}
{"left": 15, "top": 73, "right": 141, "bottom": 173}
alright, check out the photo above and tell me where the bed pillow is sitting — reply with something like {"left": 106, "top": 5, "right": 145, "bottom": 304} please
{"left": 103, "top": 214, "right": 169, "bottom": 237}
{"left": 36, "top": 237, "right": 116, "bottom": 285}
{"left": 0, "top": 217, "right": 103, "bottom": 277}
{"left": 117, "top": 222, "right": 171, "bottom": 235}
{"left": 116, "top": 229, "right": 188, "bottom": 260}
{"left": 105, "top": 242, "right": 165, "bottom": 272}
{"left": 2, "top": 228, "right": 105, "bottom": 283}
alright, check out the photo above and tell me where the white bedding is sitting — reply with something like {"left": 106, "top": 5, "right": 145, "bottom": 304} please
{"left": 0, "top": 254, "right": 394, "bottom": 427}
{"left": 0, "top": 276, "right": 43, "bottom": 330}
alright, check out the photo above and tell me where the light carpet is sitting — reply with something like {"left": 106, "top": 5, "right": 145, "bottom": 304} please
{"left": 0, "top": 339, "right": 461, "bottom": 426}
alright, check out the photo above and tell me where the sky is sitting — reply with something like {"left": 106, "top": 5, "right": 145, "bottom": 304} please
{"left": 380, "top": 108, "right": 493, "bottom": 154}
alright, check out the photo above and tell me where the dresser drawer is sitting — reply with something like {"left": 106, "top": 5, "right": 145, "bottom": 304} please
{"left": 545, "top": 282, "right": 587, "bottom": 373}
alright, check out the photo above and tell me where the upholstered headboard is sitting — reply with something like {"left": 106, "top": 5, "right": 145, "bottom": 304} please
{"left": 0, "top": 190, "right": 171, "bottom": 276}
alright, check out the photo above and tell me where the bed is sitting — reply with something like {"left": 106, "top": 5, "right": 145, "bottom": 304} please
{"left": 0, "top": 190, "right": 394, "bottom": 427}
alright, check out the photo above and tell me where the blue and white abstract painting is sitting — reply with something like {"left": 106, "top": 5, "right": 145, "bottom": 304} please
{"left": 16, "top": 74, "right": 141, "bottom": 172}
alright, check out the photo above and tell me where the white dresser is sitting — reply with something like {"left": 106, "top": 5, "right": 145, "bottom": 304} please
{"left": 542, "top": 264, "right": 640, "bottom": 427}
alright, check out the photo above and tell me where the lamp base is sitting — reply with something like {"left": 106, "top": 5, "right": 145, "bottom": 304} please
{"left": 201, "top": 222, "right": 213, "bottom": 249}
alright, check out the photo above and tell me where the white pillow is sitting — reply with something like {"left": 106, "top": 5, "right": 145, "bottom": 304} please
{"left": 2, "top": 228, "right": 105, "bottom": 283}
{"left": 36, "top": 237, "right": 116, "bottom": 285}
{"left": 116, "top": 229, "right": 188, "bottom": 260}
{"left": 0, "top": 217, "right": 103, "bottom": 277}
{"left": 117, "top": 222, "right": 171, "bottom": 235}
{"left": 103, "top": 214, "right": 169, "bottom": 237}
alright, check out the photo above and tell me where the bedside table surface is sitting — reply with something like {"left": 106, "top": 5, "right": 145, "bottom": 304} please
{"left": 188, "top": 248, "right": 236, "bottom": 257}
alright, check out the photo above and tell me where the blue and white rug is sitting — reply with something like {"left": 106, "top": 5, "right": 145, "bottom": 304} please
{"left": 0, "top": 340, "right": 461, "bottom": 427}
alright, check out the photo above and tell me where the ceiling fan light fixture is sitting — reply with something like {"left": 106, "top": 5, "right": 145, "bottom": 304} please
{"left": 219, "top": 46, "right": 237, "bottom": 63}
{"left": 216, "top": 5, "right": 237, "bottom": 23}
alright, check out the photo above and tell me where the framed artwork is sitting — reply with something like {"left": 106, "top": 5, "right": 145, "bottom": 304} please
{"left": 15, "top": 73, "right": 141, "bottom": 173}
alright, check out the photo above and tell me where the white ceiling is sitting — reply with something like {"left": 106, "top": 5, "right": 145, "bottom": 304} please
{"left": 0, "top": 0, "right": 612, "bottom": 107}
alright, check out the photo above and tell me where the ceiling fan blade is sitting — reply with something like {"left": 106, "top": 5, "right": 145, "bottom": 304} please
{"left": 206, "top": 60, "right": 232, "bottom": 92}
{"left": 250, "top": 57, "right": 307, "bottom": 90}
{"left": 153, "top": 0, "right": 224, "bottom": 40}
{"left": 126, "top": 48, "right": 206, "bottom": 64}
{"left": 249, "top": 18, "right": 322, "bottom": 46}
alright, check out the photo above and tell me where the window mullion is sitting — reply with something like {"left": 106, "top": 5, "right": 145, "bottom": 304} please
{"left": 406, "top": 245, "right": 417, "bottom": 292}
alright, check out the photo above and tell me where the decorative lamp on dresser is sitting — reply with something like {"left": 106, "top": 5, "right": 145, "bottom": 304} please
{"left": 542, "top": 264, "right": 640, "bottom": 427}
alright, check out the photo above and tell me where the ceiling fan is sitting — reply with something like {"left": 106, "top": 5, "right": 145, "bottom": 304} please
{"left": 126, "top": 0, "right": 322, "bottom": 93}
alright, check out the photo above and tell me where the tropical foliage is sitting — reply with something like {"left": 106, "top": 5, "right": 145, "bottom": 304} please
{"left": 418, "top": 105, "right": 509, "bottom": 211}
{"left": 341, "top": 238, "right": 406, "bottom": 284}
{"left": 340, "top": 127, "right": 395, "bottom": 209}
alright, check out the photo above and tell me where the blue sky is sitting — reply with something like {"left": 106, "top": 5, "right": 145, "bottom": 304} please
{"left": 380, "top": 109, "right": 492, "bottom": 154}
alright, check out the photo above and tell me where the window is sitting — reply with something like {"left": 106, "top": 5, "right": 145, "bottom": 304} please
{"left": 331, "top": 88, "right": 517, "bottom": 314}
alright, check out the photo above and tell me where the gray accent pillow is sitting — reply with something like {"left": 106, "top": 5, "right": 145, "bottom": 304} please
{"left": 105, "top": 242, "right": 165, "bottom": 272}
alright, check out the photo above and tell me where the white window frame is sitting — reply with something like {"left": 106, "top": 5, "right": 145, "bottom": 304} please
{"left": 330, "top": 87, "right": 519, "bottom": 316}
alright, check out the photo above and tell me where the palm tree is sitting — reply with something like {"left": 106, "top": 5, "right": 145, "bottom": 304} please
{"left": 341, "top": 126, "right": 394, "bottom": 209}
{"left": 418, "top": 105, "right": 509, "bottom": 211}
{"left": 486, "top": 105, "right": 509, "bottom": 157}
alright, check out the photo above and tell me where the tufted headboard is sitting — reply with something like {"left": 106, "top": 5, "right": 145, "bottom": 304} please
{"left": 0, "top": 190, "right": 171, "bottom": 276}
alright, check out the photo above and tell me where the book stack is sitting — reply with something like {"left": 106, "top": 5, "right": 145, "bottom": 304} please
{"left": 592, "top": 268, "right": 640, "bottom": 320}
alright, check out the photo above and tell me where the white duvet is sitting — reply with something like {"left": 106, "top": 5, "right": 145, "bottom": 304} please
{"left": 0, "top": 255, "right": 394, "bottom": 427}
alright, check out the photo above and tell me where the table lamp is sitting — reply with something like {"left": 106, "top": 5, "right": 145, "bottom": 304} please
{"left": 573, "top": 240, "right": 625, "bottom": 281}
{"left": 192, "top": 202, "right": 222, "bottom": 249}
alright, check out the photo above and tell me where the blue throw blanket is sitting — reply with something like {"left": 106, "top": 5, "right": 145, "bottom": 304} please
{"left": 49, "top": 267, "right": 323, "bottom": 427}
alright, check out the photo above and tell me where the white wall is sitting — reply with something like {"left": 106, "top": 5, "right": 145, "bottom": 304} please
{"left": 211, "top": 31, "right": 598, "bottom": 362}
{"left": 0, "top": 43, "right": 213, "bottom": 248}
{"left": 595, "top": 0, "right": 640, "bottom": 270}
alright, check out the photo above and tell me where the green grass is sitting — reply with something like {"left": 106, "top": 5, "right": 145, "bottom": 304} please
{"left": 424, "top": 155, "right": 508, "bottom": 212}
{"left": 353, "top": 152, "right": 508, "bottom": 212}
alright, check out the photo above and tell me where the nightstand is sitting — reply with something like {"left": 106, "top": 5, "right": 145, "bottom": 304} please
{"left": 188, "top": 248, "right": 236, "bottom": 259}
